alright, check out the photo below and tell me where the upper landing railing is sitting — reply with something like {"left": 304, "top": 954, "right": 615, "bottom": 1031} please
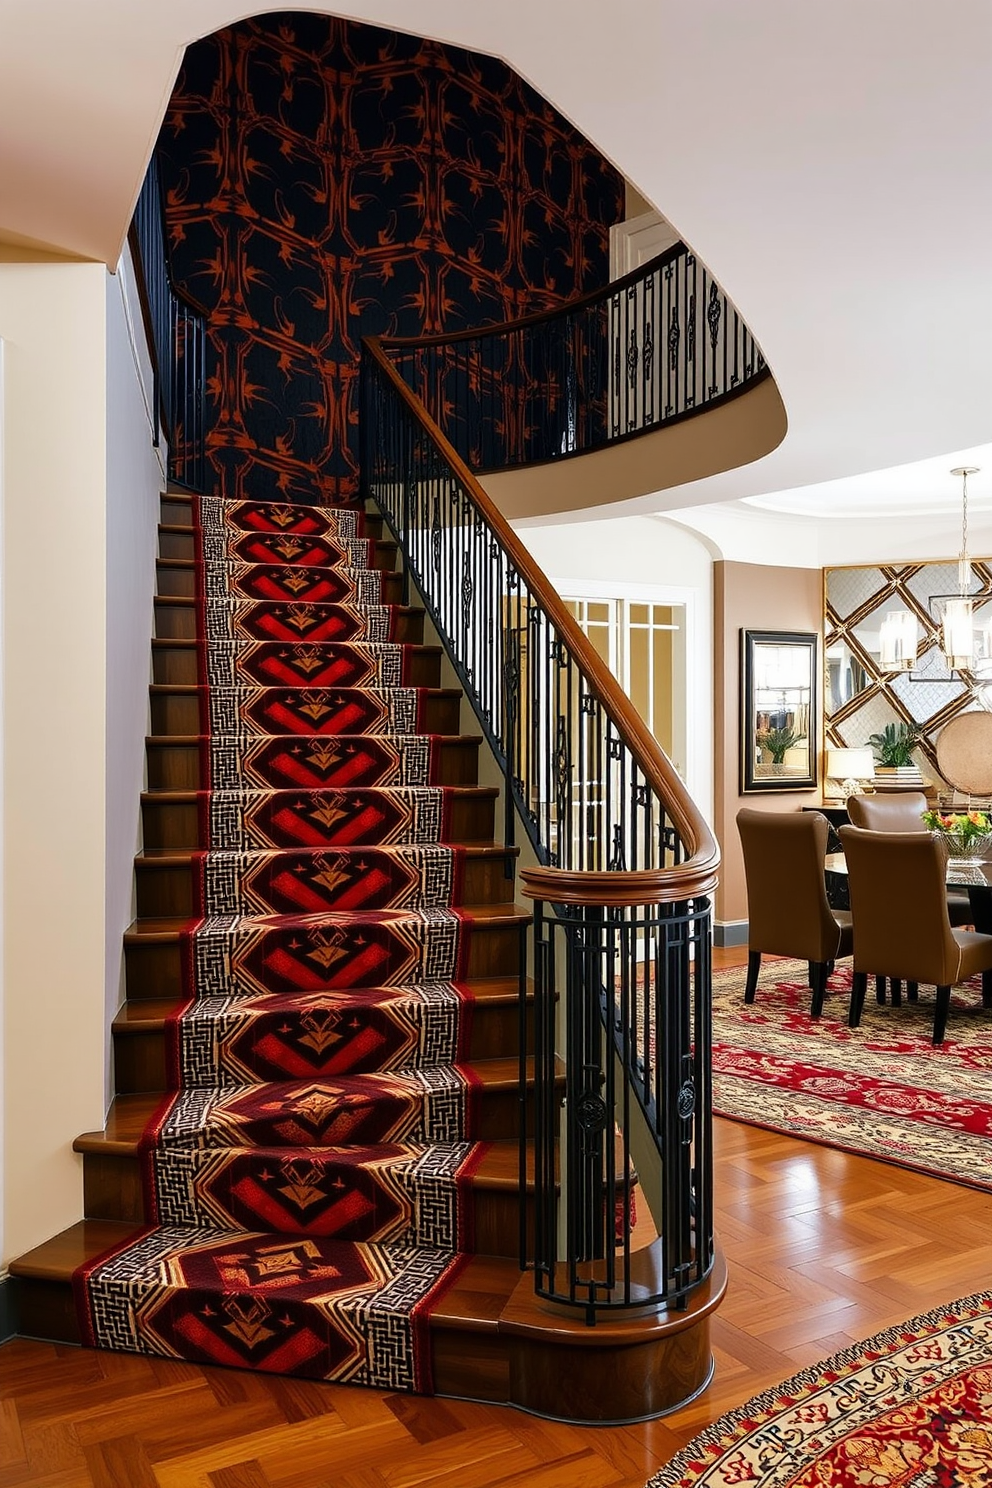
{"left": 379, "top": 240, "right": 768, "bottom": 475}
{"left": 128, "top": 155, "right": 209, "bottom": 492}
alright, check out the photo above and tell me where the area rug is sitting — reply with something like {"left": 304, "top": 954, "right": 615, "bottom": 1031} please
{"left": 712, "top": 959, "right": 992, "bottom": 1190}
{"left": 647, "top": 1291, "right": 992, "bottom": 1487}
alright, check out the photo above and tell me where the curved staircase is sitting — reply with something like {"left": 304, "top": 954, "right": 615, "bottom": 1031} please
{"left": 11, "top": 486, "right": 723, "bottom": 1421}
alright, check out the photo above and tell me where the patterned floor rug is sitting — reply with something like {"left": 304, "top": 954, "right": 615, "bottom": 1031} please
{"left": 713, "top": 959, "right": 992, "bottom": 1190}
{"left": 647, "top": 1291, "right": 992, "bottom": 1487}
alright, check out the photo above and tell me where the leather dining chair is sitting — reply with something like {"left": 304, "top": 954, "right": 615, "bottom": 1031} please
{"left": 737, "top": 807, "right": 854, "bottom": 1017}
{"left": 845, "top": 790, "right": 969, "bottom": 926}
{"left": 839, "top": 824, "right": 992, "bottom": 1044}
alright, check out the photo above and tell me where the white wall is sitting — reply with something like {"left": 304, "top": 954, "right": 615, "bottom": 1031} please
{"left": 0, "top": 262, "right": 109, "bottom": 1264}
{"left": 105, "top": 251, "right": 164, "bottom": 1104}
{"left": 513, "top": 513, "right": 715, "bottom": 825}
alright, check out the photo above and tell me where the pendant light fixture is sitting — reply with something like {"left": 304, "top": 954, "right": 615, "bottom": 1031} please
{"left": 942, "top": 466, "right": 980, "bottom": 671}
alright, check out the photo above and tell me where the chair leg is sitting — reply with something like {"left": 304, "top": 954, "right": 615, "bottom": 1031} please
{"left": 982, "top": 970, "right": 992, "bottom": 1008}
{"left": 933, "top": 986, "right": 952, "bottom": 1045}
{"left": 875, "top": 976, "right": 886, "bottom": 1004}
{"left": 849, "top": 971, "right": 868, "bottom": 1028}
{"left": 890, "top": 979, "right": 903, "bottom": 1007}
{"left": 744, "top": 950, "right": 761, "bottom": 1004}
{"left": 907, "top": 981, "right": 919, "bottom": 1003}
{"left": 810, "top": 961, "right": 828, "bottom": 1018}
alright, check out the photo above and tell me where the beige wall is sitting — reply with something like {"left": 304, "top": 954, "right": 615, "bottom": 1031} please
{"left": 0, "top": 261, "right": 109, "bottom": 1264}
{"left": 714, "top": 560, "right": 822, "bottom": 928}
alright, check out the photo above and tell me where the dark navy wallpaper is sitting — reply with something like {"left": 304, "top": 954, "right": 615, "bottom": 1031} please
{"left": 158, "top": 11, "right": 624, "bottom": 501}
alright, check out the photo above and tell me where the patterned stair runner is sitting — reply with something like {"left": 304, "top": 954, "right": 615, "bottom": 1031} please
{"left": 74, "top": 495, "right": 500, "bottom": 1394}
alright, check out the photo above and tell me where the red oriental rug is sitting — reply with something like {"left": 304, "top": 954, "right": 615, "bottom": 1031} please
{"left": 712, "top": 959, "right": 992, "bottom": 1190}
{"left": 646, "top": 1291, "right": 992, "bottom": 1488}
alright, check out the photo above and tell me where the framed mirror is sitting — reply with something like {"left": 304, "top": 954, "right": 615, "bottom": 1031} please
{"left": 741, "top": 629, "right": 817, "bottom": 792}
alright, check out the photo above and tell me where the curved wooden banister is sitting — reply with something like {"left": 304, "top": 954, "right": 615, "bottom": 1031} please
{"left": 363, "top": 334, "right": 720, "bottom": 900}
{"left": 378, "top": 244, "right": 689, "bottom": 350}
{"left": 361, "top": 320, "right": 719, "bottom": 1326}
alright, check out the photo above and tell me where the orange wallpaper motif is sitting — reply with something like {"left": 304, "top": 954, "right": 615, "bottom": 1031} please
{"left": 159, "top": 12, "right": 624, "bottom": 501}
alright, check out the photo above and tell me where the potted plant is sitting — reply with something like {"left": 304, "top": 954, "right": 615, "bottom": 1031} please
{"left": 868, "top": 721, "right": 922, "bottom": 780}
{"left": 756, "top": 724, "right": 806, "bottom": 773}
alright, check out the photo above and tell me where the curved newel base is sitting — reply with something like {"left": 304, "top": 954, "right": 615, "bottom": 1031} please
{"left": 434, "top": 1244, "right": 728, "bottom": 1425}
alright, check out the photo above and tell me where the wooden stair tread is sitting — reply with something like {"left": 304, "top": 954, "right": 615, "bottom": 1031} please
{"left": 148, "top": 684, "right": 463, "bottom": 698}
{"left": 140, "top": 785, "right": 498, "bottom": 802}
{"left": 133, "top": 843, "right": 516, "bottom": 866}
{"left": 10, "top": 1220, "right": 144, "bottom": 1280}
{"left": 112, "top": 976, "right": 533, "bottom": 1034}
{"left": 9, "top": 1222, "right": 518, "bottom": 1311}
{"left": 75, "top": 1060, "right": 552, "bottom": 1151}
{"left": 123, "top": 902, "right": 531, "bottom": 940}
{"left": 144, "top": 732, "right": 485, "bottom": 746}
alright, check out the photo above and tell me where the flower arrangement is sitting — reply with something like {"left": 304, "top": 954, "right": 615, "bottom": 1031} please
{"left": 922, "top": 809, "right": 992, "bottom": 860}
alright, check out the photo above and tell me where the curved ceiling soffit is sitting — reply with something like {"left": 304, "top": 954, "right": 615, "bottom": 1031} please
{"left": 3, "top": 1, "right": 990, "bottom": 512}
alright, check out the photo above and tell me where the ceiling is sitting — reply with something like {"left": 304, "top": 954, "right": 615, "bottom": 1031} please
{"left": 2, "top": 0, "right": 990, "bottom": 536}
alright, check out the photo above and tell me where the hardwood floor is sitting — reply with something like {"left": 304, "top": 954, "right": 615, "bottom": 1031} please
{"left": 3, "top": 946, "right": 990, "bottom": 1487}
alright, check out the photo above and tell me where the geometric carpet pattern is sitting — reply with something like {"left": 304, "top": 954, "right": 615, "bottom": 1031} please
{"left": 712, "top": 958, "right": 992, "bottom": 1191}
{"left": 647, "top": 1290, "right": 992, "bottom": 1487}
{"left": 75, "top": 495, "right": 490, "bottom": 1392}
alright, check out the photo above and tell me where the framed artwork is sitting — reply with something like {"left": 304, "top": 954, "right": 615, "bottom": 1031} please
{"left": 741, "top": 629, "right": 817, "bottom": 792}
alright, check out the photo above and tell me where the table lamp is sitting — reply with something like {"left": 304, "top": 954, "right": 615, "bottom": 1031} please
{"left": 826, "top": 747, "right": 875, "bottom": 801}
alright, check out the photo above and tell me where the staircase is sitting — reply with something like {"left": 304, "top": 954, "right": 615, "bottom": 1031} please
{"left": 11, "top": 486, "right": 722, "bottom": 1419}
{"left": 13, "top": 483, "right": 726, "bottom": 1419}
{"left": 10, "top": 488, "right": 531, "bottom": 1387}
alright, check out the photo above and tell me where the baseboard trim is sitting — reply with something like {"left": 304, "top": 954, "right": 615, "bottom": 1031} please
{"left": 714, "top": 920, "right": 748, "bottom": 948}
{"left": 0, "top": 1276, "right": 17, "bottom": 1343}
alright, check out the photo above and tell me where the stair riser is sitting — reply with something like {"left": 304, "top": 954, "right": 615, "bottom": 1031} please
{"left": 148, "top": 691, "right": 461, "bottom": 736}
{"left": 154, "top": 600, "right": 425, "bottom": 644}
{"left": 140, "top": 792, "right": 498, "bottom": 849}
{"left": 145, "top": 736, "right": 482, "bottom": 790}
{"left": 156, "top": 563, "right": 404, "bottom": 603}
{"left": 125, "top": 921, "right": 526, "bottom": 999}
{"left": 115, "top": 999, "right": 528, "bottom": 1092}
{"left": 159, "top": 529, "right": 398, "bottom": 572}
{"left": 151, "top": 645, "right": 441, "bottom": 688}
{"left": 80, "top": 1152, "right": 531, "bottom": 1259}
{"left": 159, "top": 501, "right": 386, "bottom": 546}
{"left": 134, "top": 852, "right": 516, "bottom": 917}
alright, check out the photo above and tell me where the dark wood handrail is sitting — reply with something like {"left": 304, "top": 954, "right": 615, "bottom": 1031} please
{"left": 377, "top": 244, "right": 688, "bottom": 351}
{"left": 363, "top": 334, "right": 721, "bottom": 904}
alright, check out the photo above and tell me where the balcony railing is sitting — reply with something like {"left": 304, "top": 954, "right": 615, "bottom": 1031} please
{"left": 379, "top": 241, "right": 767, "bottom": 475}
{"left": 128, "top": 155, "right": 210, "bottom": 493}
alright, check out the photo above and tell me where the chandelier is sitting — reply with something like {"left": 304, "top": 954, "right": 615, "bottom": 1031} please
{"left": 941, "top": 465, "right": 982, "bottom": 672}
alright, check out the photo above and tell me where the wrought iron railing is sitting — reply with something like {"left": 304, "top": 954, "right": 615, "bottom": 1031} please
{"left": 379, "top": 242, "right": 767, "bottom": 474}
{"left": 128, "top": 155, "right": 209, "bottom": 492}
{"left": 362, "top": 338, "right": 720, "bottom": 1323}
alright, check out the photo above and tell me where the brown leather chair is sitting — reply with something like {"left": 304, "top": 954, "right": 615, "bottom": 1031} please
{"left": 846, "top": 791, "right": 928, "bottom": 832}
{"left": 737, "top": 808, "right": 854, "bottom": 1016}
{"left": 847, "top": 790, "right": 971, "bottom": 930}
{"left": 839, "top": 824, "right": 992, "bottom": 1044}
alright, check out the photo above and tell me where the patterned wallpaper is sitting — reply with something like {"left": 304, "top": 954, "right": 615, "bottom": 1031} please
{"left": 824, "top": 559, "right": 992, "bottom": 784}
{"left": 157, "top": 12, "right": 625, "bottom": 502}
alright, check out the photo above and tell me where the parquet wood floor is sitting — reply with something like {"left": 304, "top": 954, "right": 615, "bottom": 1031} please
{"left": 3, "top": 948, "right": 990, "bottom": 1487}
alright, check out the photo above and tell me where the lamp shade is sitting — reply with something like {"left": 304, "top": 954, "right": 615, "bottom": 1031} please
{"left": 878, "top": 609, "right": 918, "bottom": 672}
{"left": 942, "top": 596, "right": 975, "bottom": 671}
{"left": 826, "top": 747, "right": 875, "bottom": 782}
